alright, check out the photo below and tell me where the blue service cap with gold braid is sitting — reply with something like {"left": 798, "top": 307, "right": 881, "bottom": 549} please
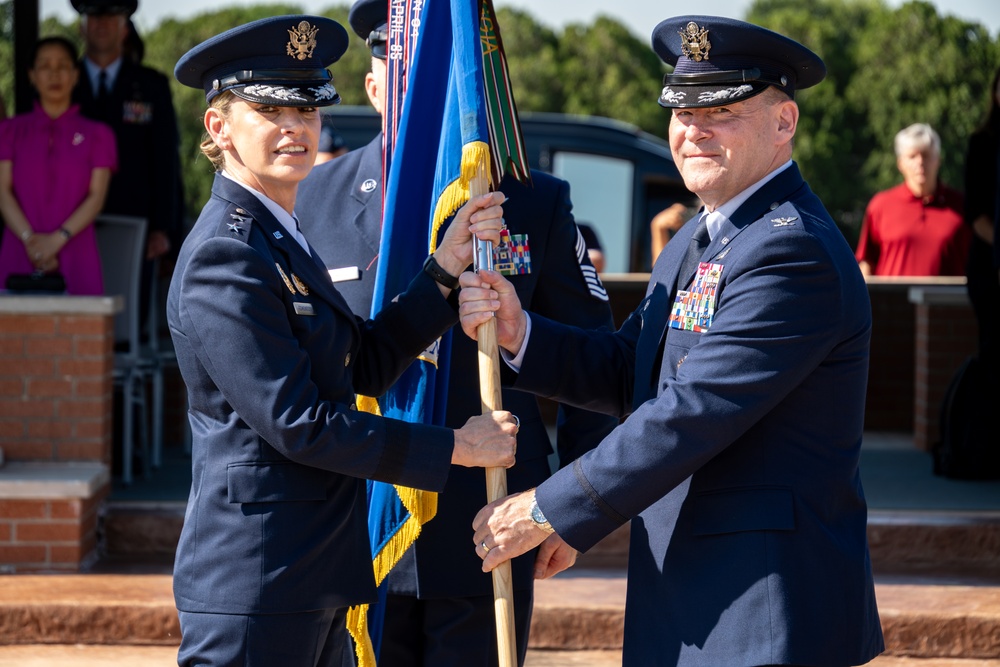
{"left": 174, "top": 15, "right": 348, "bottom": 107}
{"left": 652, "top": 16, "right": 825, "bottom": 109}
{"left": 349, "top": 0, "right": 388, "bottom": 60}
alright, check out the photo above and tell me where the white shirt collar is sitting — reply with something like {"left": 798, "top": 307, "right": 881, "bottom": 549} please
{"left": 84, "top": 56, "right": 123, "bottom": 94}
{"left": 703, "top": 160, "right": 793, "bottom": 241}
{"left": 220, "top": 171, "right": 310, "bottom": 253}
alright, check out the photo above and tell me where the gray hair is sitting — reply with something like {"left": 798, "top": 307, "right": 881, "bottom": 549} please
{"left": 894, "top": 123, "right": 940, "bottom": 157}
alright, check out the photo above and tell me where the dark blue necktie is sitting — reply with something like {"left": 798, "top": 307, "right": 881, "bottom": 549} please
{"left": 96, "top": 70, "right": 110, "bottom": 114}
{"left": 632, "top": 215, "right": 712, "bottom": 407}
{"left": 675, "top": 215, "right": 711, "bottom": 294}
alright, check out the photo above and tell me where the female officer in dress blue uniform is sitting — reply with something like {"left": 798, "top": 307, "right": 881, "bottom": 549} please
{"left": 168, "top": 16, "right": 515, "bottom": 667}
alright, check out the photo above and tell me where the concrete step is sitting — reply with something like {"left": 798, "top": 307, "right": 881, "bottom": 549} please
{"left": 3, "top": 569, "right": 1000, "bottom": 660}
{"left": 0, "top": 647, "right": 998, "bottom": 667}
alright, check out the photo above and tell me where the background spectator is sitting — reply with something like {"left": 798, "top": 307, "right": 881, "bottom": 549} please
{"left": 71, "top": 0, "right": 183, "bottom": 323}
{"left": 650, "top": 199, "right": 700, "bottom": 264}
{"left": 855, "top": 122, "right": 970, "bottom": 277}
{"left": 0, "top": 36, "right": 116, "bottom": 295}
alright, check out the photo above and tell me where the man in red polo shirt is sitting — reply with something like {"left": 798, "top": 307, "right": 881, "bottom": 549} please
{"left": 856, "top": 123, "right": 971, "bottom": 277}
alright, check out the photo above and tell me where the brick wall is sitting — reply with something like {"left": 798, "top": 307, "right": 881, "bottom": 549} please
{"left": 910, "top": 286, "right": 979, "bottom": 451}
{"left": 0, "top": 484, "right": 109, "bottom": 573}
{"left": 0, "top": 296, "right": 119, "bottom": 572}
{"left": 0, "top": 304, "right": 114, "bottom": 464}
{"left": 865, "top": 283, "right": 918, "bottom": 432}
{"left": 602, "top": 276, "right": 975, "bottom": 439}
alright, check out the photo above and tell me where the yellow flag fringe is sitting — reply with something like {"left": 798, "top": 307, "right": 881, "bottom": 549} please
{"left": 429, "top": 141, "right": 492, "bottom": 253}
{"left": 347, "top": 398, "right": 440, "bottom": 667}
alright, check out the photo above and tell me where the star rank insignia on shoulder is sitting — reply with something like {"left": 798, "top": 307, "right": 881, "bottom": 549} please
{"left": 228, "top": 209, "right": 251, "bottom": 235}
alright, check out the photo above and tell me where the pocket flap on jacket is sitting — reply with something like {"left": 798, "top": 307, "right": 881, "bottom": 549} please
{"left": 227, "top": 461, "right": 328, "bottom": 504}
{"left": 692, "top": 487, "right": 795, "bottom": 536}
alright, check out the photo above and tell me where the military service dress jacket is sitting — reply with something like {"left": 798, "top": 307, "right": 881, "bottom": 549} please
{"left": 167, "top": 174, "right": 461, "bottom": 615}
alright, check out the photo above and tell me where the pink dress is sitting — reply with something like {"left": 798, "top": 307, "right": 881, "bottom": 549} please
{"left": 0, "top": 103, "right": 117, "bottom": 295}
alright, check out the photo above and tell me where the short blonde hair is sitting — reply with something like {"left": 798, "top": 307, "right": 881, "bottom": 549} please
{"left": 894, "top": 123, "right": 940, "bottom": 157}
{"left": 200, "top": 92, "right": 236, "bottom": 172}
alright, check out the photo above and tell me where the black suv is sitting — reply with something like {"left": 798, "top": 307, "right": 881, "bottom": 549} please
{"left": 325, "top": 106, "right": 691, "bottom": 274}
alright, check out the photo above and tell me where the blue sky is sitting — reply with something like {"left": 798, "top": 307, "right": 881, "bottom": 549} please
{"left": 39, "top": 0, "right": 1000, "bottom": 38}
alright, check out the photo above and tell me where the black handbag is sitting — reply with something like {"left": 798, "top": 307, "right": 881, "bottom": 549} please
{"left": 5, "top": 271, "right": 67, "bottom": 294}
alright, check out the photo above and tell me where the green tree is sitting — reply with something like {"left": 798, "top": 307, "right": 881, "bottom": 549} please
{"left": 557, "top": 15, "right": 668, "bottom": 137}
{"left": 494, "top": 7, "right": 563, "bottom": 113}
{"left": 846, "top": 1, "right": 997, "bottom": 193}
{"left": 748, "top": 0, "right": 885, "bottom": 232}
{"left": 0, "top": 1, "right": 13, "bottom": 114}
{"left": 749, "top": 0, "right": 1000, "bottom": 239}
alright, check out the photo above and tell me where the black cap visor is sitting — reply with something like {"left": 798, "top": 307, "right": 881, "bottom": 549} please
{"left": 211, "top": 68, "right": 341, "bottom": 107}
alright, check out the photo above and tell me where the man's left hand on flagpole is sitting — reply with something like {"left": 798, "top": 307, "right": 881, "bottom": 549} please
{"left": 433, "top": 191, "right": 507, "bottom": 280}
{"left": 472, "top": 489, "right": 551, "bottom": 574}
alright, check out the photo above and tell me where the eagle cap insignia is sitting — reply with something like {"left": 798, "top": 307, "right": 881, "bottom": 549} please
{"left": 679, "top": 22, "right": 711, "bottom": 62}
{"left": 287, "top": 20, "right": 319, "bottom": 61}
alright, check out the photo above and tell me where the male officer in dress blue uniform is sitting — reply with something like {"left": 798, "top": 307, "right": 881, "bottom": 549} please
{"left": 296, "top": 1, "right": 617, "bottom": 664}
{"left": 462, "top": 16, "right": 885, "bottom": 667}
{"left": 72, "top": 0, "right": 183, "bottom": 313}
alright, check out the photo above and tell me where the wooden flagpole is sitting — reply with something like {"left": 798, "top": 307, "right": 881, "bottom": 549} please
{"left": 471, "top": 170, "right": 518, "bottom": 667}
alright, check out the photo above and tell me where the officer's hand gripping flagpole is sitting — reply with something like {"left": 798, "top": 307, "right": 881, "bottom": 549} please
{"left": 471, "top": 172, "right": 518, "bottom": 667}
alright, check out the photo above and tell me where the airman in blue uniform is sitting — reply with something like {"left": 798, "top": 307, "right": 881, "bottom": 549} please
{"left": 168, "top": 15, "right": 514, "bottom": 666}
{"left": 461, "top": 16, "right": 885, "bottom": 667}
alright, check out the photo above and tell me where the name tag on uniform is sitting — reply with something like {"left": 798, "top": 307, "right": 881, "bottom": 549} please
{"left": 294, "top": 302, "right": 315, "bottom": 316}
{"left": 328, "top": 266, "right": 362, "bottom": 283}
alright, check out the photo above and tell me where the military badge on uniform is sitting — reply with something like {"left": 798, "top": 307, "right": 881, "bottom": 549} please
{"left": 291, "top": 274, "right": 310, "bottom": 295}
{"left": 293, "top": 302, "right": 315, "bottom": 316}
{"left": 287, "top": 20, "right": 319, "bottom": 60}
{"left": 771, "top": 216, "right": 799, "bottom": 227}
{"left": 275, "top": 263, "right": 296, "bottom": 294}
{"left": 669, "top": 261, "right": 723, "bottom": 333}
{"left": 122, "top": 100, "right": 153, "bottom": 125}
{"left": 678, "top": 22, "right": 711, "bottom": 62}
{"left": 361, "top": 179, "right": 377, "bottom": 193}
{"left": 493, "top": 229, "right": 531, "bottom": 276}
{"left": 227, "top": 221, "right": 243, "bottom": 234}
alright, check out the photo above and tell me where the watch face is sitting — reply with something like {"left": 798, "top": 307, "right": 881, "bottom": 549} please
{"left": 531, "top": 501, "right": 546, "bottom": 525}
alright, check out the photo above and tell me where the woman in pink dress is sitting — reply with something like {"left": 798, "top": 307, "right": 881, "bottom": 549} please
{"left": 0, "top": 36, "right": 117, "bottom": 295}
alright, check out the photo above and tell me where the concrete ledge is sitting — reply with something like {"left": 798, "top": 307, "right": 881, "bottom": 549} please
{"left": 0, "top": 295, "right": 121, "bottom": 315}
{"left": 0, "top": 462, "right": 109, "bottom": 499}
{"left": 1, "top": 571, "right": 1000, "bottom": 659}
{"left": 908, "top": 285, "right": 971, "bottom": 307}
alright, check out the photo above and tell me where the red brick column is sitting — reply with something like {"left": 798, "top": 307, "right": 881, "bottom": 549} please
{"left": 0, "top": 296, "right": 120, "bottom": 571}
{"left": 0, "top": 471, "right": 109, "bottom": 573}
{"left": 909, "top": 286, "right": 978, "bottom": 451}
{"left": 0, "top": 297, "right": 118, "bottom": 463}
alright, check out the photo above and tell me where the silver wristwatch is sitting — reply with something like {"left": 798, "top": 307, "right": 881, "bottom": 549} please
{"left": 529, "top": 493, "right": 554, "bottom": 534}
